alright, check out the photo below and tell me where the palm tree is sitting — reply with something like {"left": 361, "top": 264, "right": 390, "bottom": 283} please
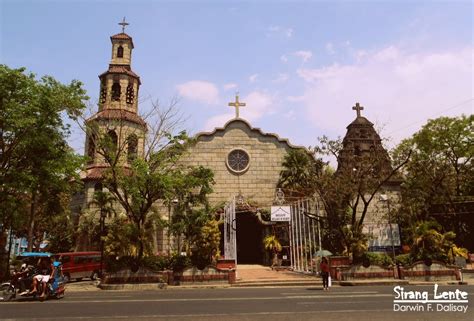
{"left": 278, "top": 150, "right": 323, "bottom": 198}
{"left": 263, "top": 235, "right": 282, "bottom": 267}
{"left": 89, "top": 190, "right": 117, "bottom": 219}
{"left": 411, "top": 221, "right": 456, "bottom": 262}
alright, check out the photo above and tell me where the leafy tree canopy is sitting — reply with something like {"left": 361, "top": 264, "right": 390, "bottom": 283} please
{"left": 0, "top": 65, "right": 88, "bottom": 251}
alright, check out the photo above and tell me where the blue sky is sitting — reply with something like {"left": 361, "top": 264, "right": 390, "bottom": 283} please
{"left": 2, "top": 1, "right": 472, "bottom": 155}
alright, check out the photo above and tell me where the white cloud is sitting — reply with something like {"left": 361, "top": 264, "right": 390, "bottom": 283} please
{"left": 280, "top": 55, "right": 288, "bottom": 63}
{"left": 203, "top": 113, "right": 235, "bottom": 131}
{"left": 293, "top": 50, "right": 313, "bottom": 63}
{"left": 267, "top": 26, "right": 293, "bottom": 38}
{"left": 286, "top": 95, "right": 305, "bottom": 102}
{"left": 249, "top": 73, "right": 259, "bottom": 83}
{"left": 223, "top": 83, "right": 237, "bottom": 91}
{"left": 176, "top": 81, "right": 219, "bottom": 105}
{"left": 272, "top": 73, "right": 289, "bottom": 83}
{"left": 241, "top": 91, "right": 275, "bottom": 121}
{"left": 297, "top": 46, "right": 474, "bottom": 145}
{"left": 325, "top": 42, "right": 335, "bottom": 55}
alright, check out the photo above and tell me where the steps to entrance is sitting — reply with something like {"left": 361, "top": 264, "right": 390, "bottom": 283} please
{"left": 233, "top": 264, "right": 322, "bottom": 287}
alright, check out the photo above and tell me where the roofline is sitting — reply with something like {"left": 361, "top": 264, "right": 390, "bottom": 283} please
{"left": 194, "top": 118, "right": 308, "bottom": 151}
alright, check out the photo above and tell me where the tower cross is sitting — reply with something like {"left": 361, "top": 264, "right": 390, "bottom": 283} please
{"left": 119, "top": 17, "right": 129, "bottom": 33}
{"left": 228, "top": 93, "right": 246, "bottom": 118}
{"left": 352, "top": 102, "right": 364, "bottom": 117}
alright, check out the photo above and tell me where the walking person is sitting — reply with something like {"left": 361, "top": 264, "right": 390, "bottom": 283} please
{"left": 320, "top": 257, "right": 330, "bottom": 291}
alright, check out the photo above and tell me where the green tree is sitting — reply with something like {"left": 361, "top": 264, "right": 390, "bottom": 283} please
{"left": 96, "top": 130, "right": 215, "bottom": 259}
{"left": 300, "top": 136, "right": 409, "bottom": 256}
{"left": 393, "top": 115, "right": 473, "bottom": 249}
{"left": 410, "top": 221, "right": 457, "bottom": 263}
{"left": 263, "top": 234, "right": 282, "bottom": 266}
{"left": 0, "top": 65, "right": 87, "bottom": 251}
{"left": 278, "top": 149, "right": 324, "bottom": 199}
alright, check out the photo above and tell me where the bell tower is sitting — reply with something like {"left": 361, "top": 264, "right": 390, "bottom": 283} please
{"left": 97, "top": 18, "right": 140, "bottom": 114}
{"left": 83, "top": 18, "right": 146, "bottom": 192}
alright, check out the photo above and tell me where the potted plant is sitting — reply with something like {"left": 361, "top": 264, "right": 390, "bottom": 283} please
{"left": 263, "top": 235, "right": 282, "bottom": 267}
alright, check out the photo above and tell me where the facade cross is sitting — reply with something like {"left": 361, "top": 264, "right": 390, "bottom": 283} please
{"left": 119, "top": 17, "right": 129, "bottom": 33}
{"left": 228, "top": 93, "right": 246, "bottom": 118}
{"left": 352, "top": 102, "right": 364, "bottom": 117}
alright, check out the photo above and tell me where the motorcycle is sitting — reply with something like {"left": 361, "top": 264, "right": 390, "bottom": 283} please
{"left": 0, "top": 265, "right": 35, "bottom": 301}
{"left": 1, "top": 261, "right": 65, "bottom": 302}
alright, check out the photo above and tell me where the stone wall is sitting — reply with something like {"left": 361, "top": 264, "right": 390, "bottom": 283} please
{"left": 338, "top": 264, "right": 395, "bottom": 280}
{"left": 170, "top": 266, "right": 236, "bottom": 285}
{"left": 402, "top": 261, "right": 460, "bottom": 281}
{"left": 182, "top": 119, "right": 304, "bottom": 207}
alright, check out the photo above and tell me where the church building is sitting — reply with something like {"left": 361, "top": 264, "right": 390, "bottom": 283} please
{"left": 73, "top": 21, "right": 400, "bottom": 266}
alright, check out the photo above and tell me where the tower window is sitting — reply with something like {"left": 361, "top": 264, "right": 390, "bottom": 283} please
{"left": 100, "top": 79, "right": 107, "bottom": 104}
{"left": 126, "top": 83, "right": 134, "bottom": 104}
{"left": 127, "top": 134, "right": 138, "bottom": 163}
{"left": 117, "top": 45, "right": 124, "bottom": 58}
{"left": 354, "top": 146, "right": 361, "bottom": 156}
{"left": 94, "top": 182, "right": 103, "bottom": 192}
{"left": 111, "top": 82, "right": 121, "bottom": 101}
{"left": 104, "top": 130, "right": 118, "bottom": 158}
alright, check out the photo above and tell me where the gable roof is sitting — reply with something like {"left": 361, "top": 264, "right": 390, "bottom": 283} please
{"left": 195, "top": 118, "right": 306, "bottom": 150}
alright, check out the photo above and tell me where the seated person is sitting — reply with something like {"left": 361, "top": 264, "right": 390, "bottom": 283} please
{"left": 17, "top": 263, "right": 35, "bottom": 294}
{"left": 25, "top": 258, "right": 54, "bottom": 298}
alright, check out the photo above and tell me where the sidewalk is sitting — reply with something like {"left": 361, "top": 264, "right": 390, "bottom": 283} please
{"left": 65, "top": 265, "right": 473, "bottom": 292}
{"left": 233, "top": 264, "right": 321, "bottom": 287}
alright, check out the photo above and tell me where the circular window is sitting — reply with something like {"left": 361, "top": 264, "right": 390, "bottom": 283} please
{"left": 226, "top": 149, "right": 250, "bottom": 174}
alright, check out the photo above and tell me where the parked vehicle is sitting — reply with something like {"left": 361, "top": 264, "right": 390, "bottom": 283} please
{"left": 1, "top": 252, "right": 65, "bottom": 302}
{"left": 54, "top": 252, "right": 103, "bottom": 282}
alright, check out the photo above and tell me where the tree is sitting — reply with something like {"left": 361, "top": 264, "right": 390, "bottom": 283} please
{"left": 278, "top": 149, "right": 324, "bottom": 199}
{"left": 393, "top": 115, "right": 473, "bottom": 249}
{"left": 280, "top": 135, "right": 411, "bottom": 256}
{"left": 0, "top": 65, "right": 88, "bottom": 251}
{"left": 409, "top": 221, "right": 458, "bottom": 263}
{"left": 84, "top": 99, "right": 215, "bottom": 260}
{"left": 263, "top": 234, "right": 282, "bottom": 266}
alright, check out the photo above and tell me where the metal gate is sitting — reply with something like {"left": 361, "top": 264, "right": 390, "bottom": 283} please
{"left": 289, "top": 198, "right": 323, "bottom": 272}
{"left": 223, "top": 196, "right": 237, "bottom": 261}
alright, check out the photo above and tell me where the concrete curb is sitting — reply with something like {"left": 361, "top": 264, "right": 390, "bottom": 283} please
{"left": 339, "top": 280, "right": 410, "bottom": 286}
{"left": 98, "top": 283, "right": 168, "bottom": 290}
{"left": 65, "top": 279, "right": 472, "bottom": 292}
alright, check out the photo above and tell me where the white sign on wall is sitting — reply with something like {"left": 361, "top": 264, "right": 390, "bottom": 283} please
{"left": 271, "top": 206, "right": 291, "bottom": 222}
{"left": 362, "top": 224, "right": 401, "bottom": 247}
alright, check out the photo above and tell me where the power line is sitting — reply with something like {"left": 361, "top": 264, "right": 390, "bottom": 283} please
{"left": 387, "top": 98, "right": 473, "bottom": 135}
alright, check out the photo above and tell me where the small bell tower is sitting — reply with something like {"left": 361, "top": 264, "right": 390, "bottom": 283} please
{"left": 83, "top": 18, "right": 146, "bottom": 181}
{"left": 97, "top": 17, "right": 141, "bottom": 114}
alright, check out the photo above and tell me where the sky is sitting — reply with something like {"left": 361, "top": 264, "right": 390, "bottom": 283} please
{"left": 1, "top": 0, "right": 473, "bottom": 156}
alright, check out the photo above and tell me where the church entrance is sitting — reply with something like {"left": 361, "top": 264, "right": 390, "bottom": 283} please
{"left": 236, "top": 212, "right": 264, "bottom": 264}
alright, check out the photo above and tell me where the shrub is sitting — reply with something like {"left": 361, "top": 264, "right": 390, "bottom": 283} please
{"left": 169, "top": 254, "right": 191, "bottom": 272}
{"left": 395, "top": 254, "right": 412, "bottom": 267}
{"left": 363, "top": 252, "right": 393, "bottom": 267}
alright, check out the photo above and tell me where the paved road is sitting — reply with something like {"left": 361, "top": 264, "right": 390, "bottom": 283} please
{"left": 1, "top": 285, "right": 472, "bottom": 321}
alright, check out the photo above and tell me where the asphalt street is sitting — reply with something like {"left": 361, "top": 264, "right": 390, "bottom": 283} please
{"left": 0, "top": 285, "right": 472, "bottom": 321}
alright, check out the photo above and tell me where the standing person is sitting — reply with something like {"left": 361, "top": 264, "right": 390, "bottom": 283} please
{"left": 320, "top": 257, "right": 330, "bottom": 291}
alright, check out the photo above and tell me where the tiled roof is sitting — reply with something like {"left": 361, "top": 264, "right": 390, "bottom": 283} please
{"left": 87, "top": 109, "right": 147, "bottom": 127}
{"left": 82, "top": 165, "right": 133, "bottom": 181}
{"left": 110, "top": 33, "right": 134, "bottom": 48}
{"left": 83, "top": 166, "right": 108, "bottom": 181}
{"left": 99, "top": 65, "right": 141, "bottom": 84}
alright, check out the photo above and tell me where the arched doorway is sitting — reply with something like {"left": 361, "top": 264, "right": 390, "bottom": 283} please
{"left": 236, "top": 212, "right": 264, "bottom": 264}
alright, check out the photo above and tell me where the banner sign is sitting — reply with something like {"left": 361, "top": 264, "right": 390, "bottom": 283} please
{"left": 271, "top": 206, "right": 291, "bottom": 222}
{"left": 362, "top": 223, "right": 401, "bottom": 247}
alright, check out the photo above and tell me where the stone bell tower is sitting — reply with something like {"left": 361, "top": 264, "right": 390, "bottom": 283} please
{"left": 82, "top": 18, "right": 147, "bottom": 202}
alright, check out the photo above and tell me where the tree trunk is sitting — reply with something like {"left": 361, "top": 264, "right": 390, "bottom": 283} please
{"left": 27, "top": 190, "right": 37, "bottom": 252}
